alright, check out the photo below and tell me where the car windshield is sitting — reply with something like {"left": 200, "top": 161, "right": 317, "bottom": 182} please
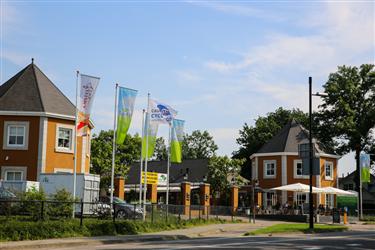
{"left": 113, "top": 197, "right": 126, "bottom": 204}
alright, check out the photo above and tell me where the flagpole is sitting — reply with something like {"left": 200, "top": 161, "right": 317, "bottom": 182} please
{"left": 73, "top": 70, "right": 79, "bottom": 218}
{"left": 139, "top": 109, "right": 145, "bottom": 205}
{"left": 143, "top": 93, "right": 150, "bottom": 221}
{"left": 110, "top": 83, "right": 119, "bottom": 213}
{"left": 360, "top": 155, "right": 363, "bottom": 220}
{"left": 166, "top": 122, "right": 172, "bottom": 207}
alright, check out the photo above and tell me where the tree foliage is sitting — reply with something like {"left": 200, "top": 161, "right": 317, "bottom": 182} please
{"left": 182, "top": 130, "right": 218, "bottom": 159}
{"left": 91, "top": 130, "right": 141, "bottom": 188}
{"left": 316, "top": 64, "right": 375, "bottom": 189}
{"left": 207, "top": 156, "right": 244, "bottom": 205}
{"left": 153, "top": 137, "right": 168, "bottom": 160}
{"left": 233, "top": 107, "right": 309, "bottom": 179}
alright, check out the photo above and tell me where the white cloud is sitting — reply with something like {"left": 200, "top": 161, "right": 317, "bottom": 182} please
{"left": 209, "top": 128, "right": 240, "bottom": 156}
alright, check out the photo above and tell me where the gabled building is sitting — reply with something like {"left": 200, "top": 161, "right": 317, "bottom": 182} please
{"left": 0, "top": 61, "right": 92, "bottom": 188}
{"left": 250, "top": 119, "right": 340, "bottom": 209}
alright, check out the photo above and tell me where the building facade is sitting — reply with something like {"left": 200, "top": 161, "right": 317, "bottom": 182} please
{"left": 250, "top": 119, "right": 340, "bottom": 209}
{"left": 0, "top": 62, "right": 92, "bottom": 186}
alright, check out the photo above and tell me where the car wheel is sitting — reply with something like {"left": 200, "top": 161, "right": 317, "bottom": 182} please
{"left": 116, "top": 210, "right": 127, "bottom": 219}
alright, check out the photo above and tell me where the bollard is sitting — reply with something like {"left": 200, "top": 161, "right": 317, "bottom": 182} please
{"left": 199, "top": 206, "right": 201, "bottom": 220}
{"left": 189, "top": 205, "right": 192, "bottom": 220}
{"left": 80, "top": 199, "right": 84, "bottom": 227}
{"left": 343, "top": 211, "right": 348, "bottom": 224}
{"left": 133, "top": 204, "right": 136, "bottom": 220}
{"left": 113, "top": 204, "right": 116, "bottom": 223}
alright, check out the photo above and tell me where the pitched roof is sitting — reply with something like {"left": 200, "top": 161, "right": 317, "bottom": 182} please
{"left": 126, "top": 159, "right": 209, "bottom": 184}
{"left": 256, "top": 119, "right": 331, "bottom": 155}
{"left": 0, "top": 62, "right": 75, "bottom": 117}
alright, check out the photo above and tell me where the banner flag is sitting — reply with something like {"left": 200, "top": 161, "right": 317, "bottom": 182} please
{"left": 360, "top": 154, "right": 371, "bottom": 183}
{"left": 149, "top": 99, "right": 177, "bottom": 124}
{"left": 77, "top": 74, "right": 100, "bottom": 136}
{"left": 171, "top": 119, "right": 185, "bottom": 163}
{"left": 142, "top": 117, "right": 159, "bottom": 160}
{"left": 116, "top": 87, "right": 137, "bottom": 144}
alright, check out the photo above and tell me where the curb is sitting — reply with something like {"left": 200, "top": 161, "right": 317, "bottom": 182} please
{"left": 0, "top": 235, "right": 190, "bottom": 250}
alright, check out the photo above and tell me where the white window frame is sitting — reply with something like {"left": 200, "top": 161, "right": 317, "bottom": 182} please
{"left": 325, "top": 161, "right": 334, "bottom": 180}
{"left": 294, "top": 192, "right": 309, "bottom": 206}
{"left": 325, "top": 194, "right": 333, "bottom": 208}
{"left": 55, "top": 124, "right": 75, "bottom": 153}
{"left": 3, "top": 121, "right": 29, "bottom": 150}
{"left": 1, "top": 166, "right": 27, "bottom": 181}
{"left": 294, "top": 160, "right": 309, "bottom": 179}
{"left": 263, "top": 160, "right": 276, "bottom": 179}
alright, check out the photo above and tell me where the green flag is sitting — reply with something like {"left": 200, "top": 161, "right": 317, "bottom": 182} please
{"left": 116, "top": 87, "right": 137, "bottom": 144}
{"left": 171, "top": 119, "right": 185, "bottom": 163}
{"left": 360, "top": 154, "right": 371, "bottom": 183}
{"left": 142, "top": 117, "right": 159, "bottom": 160}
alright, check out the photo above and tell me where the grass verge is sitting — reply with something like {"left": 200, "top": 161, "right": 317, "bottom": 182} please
{"left": 0, "top": 218, "right": 228, "bottom": 242}
{"left": 244, "top": 223, "right": 348, "bottom": 236}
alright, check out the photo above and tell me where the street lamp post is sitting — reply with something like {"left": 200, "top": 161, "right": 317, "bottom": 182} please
{"left": 309, "top": 77, "right": 328, "bottom": 230}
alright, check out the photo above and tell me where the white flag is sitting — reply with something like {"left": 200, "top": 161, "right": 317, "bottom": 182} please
{"left": 77, "top": 74, "right": 100, "bottom": 135}
{"left": 149, "top": 99, "right": 177, "bottom": 124}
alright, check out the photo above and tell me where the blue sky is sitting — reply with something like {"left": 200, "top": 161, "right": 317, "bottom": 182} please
{"left": 1, "top": 0, "right": 374, "bottom": 176}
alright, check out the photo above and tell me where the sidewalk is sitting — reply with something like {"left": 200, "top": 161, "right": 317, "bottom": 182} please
{"left": 0, "top": 220, "right": 282, "bottom": 250}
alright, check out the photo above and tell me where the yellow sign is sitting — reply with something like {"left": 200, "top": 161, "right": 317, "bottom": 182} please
{"left": 141, "top": 171, "right": 158, "bottom": 184}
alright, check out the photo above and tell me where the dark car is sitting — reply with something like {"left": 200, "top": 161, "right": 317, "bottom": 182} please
{"left": 99, "top": 196, "right": 143, "bottom": 219}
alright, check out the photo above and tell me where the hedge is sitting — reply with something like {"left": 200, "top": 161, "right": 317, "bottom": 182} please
{"left": 0, "top": 218, "right": 227, "bottom": 241}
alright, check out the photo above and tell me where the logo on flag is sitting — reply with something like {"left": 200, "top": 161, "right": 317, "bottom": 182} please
{"left": 149, "top": 99, "right": 177, "bottom": 124}
{"left": 77, "top": 74, "right": 100, "bottom": 136}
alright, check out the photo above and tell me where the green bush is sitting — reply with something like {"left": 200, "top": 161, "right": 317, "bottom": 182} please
{"left": 47, "top": 189, "right": 76, "bottom": 219}
{"left": 19, "top": 187, "right": 46, "bottom": 220}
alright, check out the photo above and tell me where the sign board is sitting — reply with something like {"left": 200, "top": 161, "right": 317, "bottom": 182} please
{"left": 141, "top": 172, "right": 168, "bottom": 185}
{"left": 157, "top": 173, "right": 167, "bottom": 186}
{"left": 302, "top": 157, "right": 321, "bottom": 175}
{"left": 141, "top": 171, "right": 158, "bottom": 184}
{"left": 298, "top": 143, "right": 315, "bottom": 158}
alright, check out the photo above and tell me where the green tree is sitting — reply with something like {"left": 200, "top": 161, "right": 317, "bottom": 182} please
{"left": 91, "top": 130, "right": 142, "bottom": 188}
{"left": 153, "top": 137, "right": 168, "bottom": 160}
{"left": 182, "top": 130, "right": 218, "bottom": 159}
{"left": 316, "top": 64, "right": 375, "bottom": 193}
{"left": 207, "top": 156, "right": 244, "bottom": 205}
{"left": 233, "top": 107, "right": 309, "bottom": 180}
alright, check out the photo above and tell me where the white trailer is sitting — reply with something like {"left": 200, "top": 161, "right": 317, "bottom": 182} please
{"left": 40, "top": 173, "right": 100, "bottom": 214}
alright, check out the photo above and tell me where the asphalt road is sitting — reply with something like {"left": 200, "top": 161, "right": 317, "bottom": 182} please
{"left": 55, "top": 230, "right": 375, "bottom": 250}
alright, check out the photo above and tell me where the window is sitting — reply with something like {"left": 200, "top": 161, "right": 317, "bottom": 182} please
{"left": 5, "top": 171, "right": 22, "bottom": 181}
{"left": 1, "top": 167, "right": 26, "bottom": 182}
{"left": 3, "top": 121, "right": 29, "bottom": 150}
{"left": 325, "top": 194, "right": 333, "bottom": 208}
{"left": 264, "top": 160, "right": 276, "bottom": 178}
{"left": 55, "top": 124, "right": 74, "bottom": 153}
{"left": 8, "top": 126, "right": 25, "bottom": 146}
{"left": 296, "top": 193, "right": 308, "bottom": 206}
{"left": 325, "top": 161, "right": 333, "bottom": 180}
{"left": 265, "top": 192, "right": 276, "bottom": 207}
{"left": 294, "top": 160, "right": 308, "bottom": 179}
{"left": 343, "top": 183, "right": 354, "bottom": 190}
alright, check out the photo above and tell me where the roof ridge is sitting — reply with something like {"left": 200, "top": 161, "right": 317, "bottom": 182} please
{"left": 31, "top": 64, "right": 46, "bottom": 112}
{"left": 282, "top": 119, "right": 293, "bottom": 152}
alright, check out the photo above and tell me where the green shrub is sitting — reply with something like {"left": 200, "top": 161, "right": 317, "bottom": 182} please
{"left": 47, "top": 189, "right": 76, "bottom": 219}
{"left": 19, "top": 187, "right": 46, "bottom": 220}
{"left": 0, "top": 218, "right": 227, "bottom": 241}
